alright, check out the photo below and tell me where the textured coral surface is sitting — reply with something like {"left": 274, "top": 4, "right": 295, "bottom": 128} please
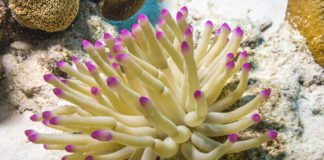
{"left": 286, "top": 0, "right": 324, "bottom": 67}
{"left": 9, "top": 0, "right": 79, "bottom": 32}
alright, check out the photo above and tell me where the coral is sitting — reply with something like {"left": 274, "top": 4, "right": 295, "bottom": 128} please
{"left": 102, "top": 0, "right": 146, "bottom": 20}
{"left": 25, "top": 7, "right": 277, "bottom": 160}
{"left": 9, "top": 0, "right": 79, "bottom": 32}
{"left": 286, "top": 0, "right": 324, "bottom": 67}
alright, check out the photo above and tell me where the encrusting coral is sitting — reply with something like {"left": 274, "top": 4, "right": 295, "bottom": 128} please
{"left": 286, "top": 0, "right": 324, "bottom": 67}
{"left": 25, "top": 7, "right": 278, "bottom": 160}
{"left": 9, "top": 0, "right": 80, "bottom": 32}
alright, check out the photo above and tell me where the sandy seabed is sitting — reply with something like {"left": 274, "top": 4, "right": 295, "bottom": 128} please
{"left": 1, "top": 0, "right": 323, "bottom": 159}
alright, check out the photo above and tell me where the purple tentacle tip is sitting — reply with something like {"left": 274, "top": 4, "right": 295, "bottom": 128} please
{"left": 161, "top": 9, "right": 169, "bottom": 17}
{"left": 205, "top": 20, "right": 213, "bottom": 28}
{"left": 181, "top": 41, "right": 190, "bottom": 53}
{"left": 61, "top": 79, "right": 67, "bottom": 84}
{"left": 53, "top": 88, "right": 64, "bottom": 97}
{"left": 61, "top": 156, "right": 67, "bottom": 160}
{"left": 116, "top": 54, "right": 128, "bottom": 62}
{"left": 176, "top": 11, "right": 184, "bottom": 21}
{"left": 103, "top": 33, "right": 112, "bottom": 40}
{"left": 25, "top": 129, "right": 36, "bottom": 137}
{"left": 49, "top": 116, "right": 59, "bottom": 125}
{"left": 188, "top": 25, "right": 193, "bottom": 31}
{"left": 43, "top": 74, "right": 54, "bottom": 82}
{"left": 42, "top": 120, "right": 49, "bottom": 126}
{"left": 228, "top": 133, "right": 239, "bottom": 143}
{"left": 225, "top": 61, "right": 235, "bottom": 69}
{"left": 65, "top": 145, "right": 75, "bottom": 152}
{"left": 131, "top": 24, "right": 140, "bottom": 31}
{"left": 216, "top": 29, "right": 221, "bottom": 35}
{"left": 226, "top": 53, "right": 234, "bottom": 60}
{"left": 85, "top": 61, "right": 96, "bottom": 73}
{"left": 28, "top": 134, "right": 39, "bottom": 143}
{"left": 251, "top": 113, "right": 261, "bottom": 123}
{"left": 234, "top": 27, "right": 243, "bottom": 36}
{"left": 120, "top": 29, "right": 131, "bottom": 37}
{"left": 139, "top": 96, "right": 151, "bottom": 107}
{"left": 114, "top": 38, "right": 123, "bottom": 44}
{"left": 108, "top": 54, "right": 114, "bottom": 60}
{"left": 106, "top": 77, "right": 119, "bottom": 88}
{"left": 72, "top": 56, "right": 79, "bottom": 63}
{"left": 91, "top": 130, "right": 112, "bottom": 141}
{"left": 267, "top": 130, "right": 278, "bottom": 140}
{"left": 43, "top": 144, "right": 49, "bottom": 149}
{"left": 56, "top": 61, "right": 66, "bottom": 69}
{"left": 221, "top": 23, "right": 231, "bottom": 32}
{"left": 42, "top": 111, "right": 53, "bottom": 120}
{"left": 91, "top": 87, "right": 100, "bottom": 96}
{"left": 94, "top": 41, "right": 103, "bottom": 48}
{"left": 158, "top": 18, "right": 165, "bottom": 26}
{"left": 184, "top": 27, "right": 193, "bottom": 37}
{"left": 194, "top": 90, "right": 203, "bottom": 99}
{"left": 242, "top": 63, "right": 251, "bottom": 71}
{"left": 261, "top": 89, "right": 271, "bottom": 98}
{"left": 180, "top": 6, "right": 188, "bottom": 13}
{"left": 82, "top": 40, "right": 92, "bottom": 49}
{"left": 113, "top": 45, "right": 123, "bottom": 53}
{"left": 138, "top": 14, "right": 148, "bottom": 23}
{"left": 30, "top": 114, "right": 39, "bottom": 122}
{"left": 85, "top": 156, "right": 94, "bottom": 160}
{"left": 112, "top": 63, "right": 119, "bottom": 69}
{"left": 240, "top": 51, "right": 248, "bottom": 58}
{"left": 156, "top": 31, "right": 164, "bottom": 40}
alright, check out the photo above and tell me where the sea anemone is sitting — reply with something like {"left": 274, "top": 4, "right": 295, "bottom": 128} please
{"left": 26, "top": 7, "right": 277, "bottom": 160}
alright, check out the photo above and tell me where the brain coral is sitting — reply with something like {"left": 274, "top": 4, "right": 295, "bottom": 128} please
{"left": 9, "top": 0, "right": 79, "bottom": 32}
{"left": 25, "top": 7, "right": 277, "bottom": 160}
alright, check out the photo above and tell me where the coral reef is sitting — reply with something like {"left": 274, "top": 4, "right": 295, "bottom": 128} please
{"left": 25, "top": 7, "right": 277, "bottom": 159}
{"left": 286, "top": 0, "right": 324, "bottom": 67}
{"left": 102, "top": 0, "right": 146, "bottom": 20}
{"left": 9, "top": 0, "right": 80, "bottom": 32}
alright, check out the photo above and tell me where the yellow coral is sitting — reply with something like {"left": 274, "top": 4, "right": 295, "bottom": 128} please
{"left": 9, "top": 0, "right": 79, "bottom": 32}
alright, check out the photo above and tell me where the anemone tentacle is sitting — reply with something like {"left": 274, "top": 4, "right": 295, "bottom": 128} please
{"left": 26, "top": 7, "right": 277, "bottom": 160}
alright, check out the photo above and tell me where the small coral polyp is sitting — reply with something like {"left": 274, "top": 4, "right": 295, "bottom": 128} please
{"left": 26, "top": 7, "right": 277, "bottom": 160}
